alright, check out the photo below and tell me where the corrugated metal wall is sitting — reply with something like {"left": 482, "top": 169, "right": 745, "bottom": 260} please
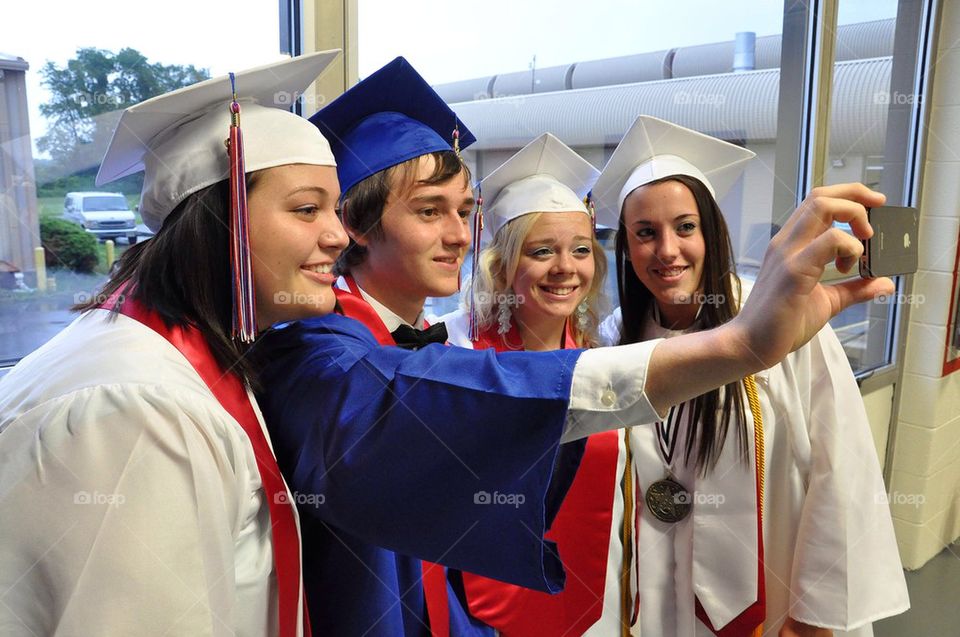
{"left": 435, "top": 18, "right": 895, "bottom": 101}
{"left": 451, "top": 58, "right": 892, "bottom": 153}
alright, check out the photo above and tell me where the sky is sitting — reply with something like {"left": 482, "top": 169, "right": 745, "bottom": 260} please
{"left": 3, "top": 0, "right": 897, "bottom": 156}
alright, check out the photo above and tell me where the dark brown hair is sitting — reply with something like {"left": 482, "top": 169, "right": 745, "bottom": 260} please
{"left": 335, "top": 150, "right": 470, "bottom": 272}
{"left": 75, "top": 177, "right": 259, "bottom": 385}
{"left": 614, "top": 174, "right": 746, "bottom": 474}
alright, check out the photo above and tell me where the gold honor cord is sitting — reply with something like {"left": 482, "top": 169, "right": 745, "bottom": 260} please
{"left": 743, "top": 374, "right": 764, "bottom": 518}
{"left": 743, "top": 374, "right": 765, "bottom": 637}
{"left": 620, "top": 376, "right": 765, "bottom": 636}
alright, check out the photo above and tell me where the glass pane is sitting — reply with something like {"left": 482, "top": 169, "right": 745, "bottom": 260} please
{"left": 361, "top": 2, "right": 906, "bottom": 324}
{"left": 361, "top": 1, "right": 789, "bottom": 317}
{"left": 824, "top": 0, "right": 922, "bottom": 374}
{"left": 0, "top": 3, "right": 280, "bottom": 366}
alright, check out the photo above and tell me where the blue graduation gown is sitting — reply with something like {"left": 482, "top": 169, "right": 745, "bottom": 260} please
{"left": 255, "top": 313, "right": 586, "bottom": 636}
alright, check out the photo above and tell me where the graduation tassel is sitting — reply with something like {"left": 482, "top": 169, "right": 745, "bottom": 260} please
{"left": 452, "top": 122, "right": 461, "bottom": 158}
{"left": 468, "top": 188, "right": 484, "bottom": 342}
{"left": 586, "top": 191, "right": 597, "bottom": 235}
{"left": 227, "top": 72, "right": 258, "bottom": 343}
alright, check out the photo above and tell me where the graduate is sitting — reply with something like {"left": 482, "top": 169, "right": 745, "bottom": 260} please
{"left": 0, "top": 52, "right": 346, "bottom": 636}
{"left": 440, "top": 133, "right": 625, "bottom": 636}
{"left": 588, "top": 115, "right": 909, "bottom": 636}
{"left": 442, "top": 132, "right": 606, "bottom": 350}
{"left": 268, "top": 56, "right": 511, "bottom": 636}
{"left": 252, "top": 59, "right": 898, "bottom": 637}
{"left": 311, "top": 57, "right": 475, "bottom": 346}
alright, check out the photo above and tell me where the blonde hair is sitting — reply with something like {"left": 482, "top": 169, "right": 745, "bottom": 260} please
{"left": 463, "top": 211, "right": 608, "bottom": 348}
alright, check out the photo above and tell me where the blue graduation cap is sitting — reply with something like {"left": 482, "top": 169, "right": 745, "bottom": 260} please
{"left": 309, "top": 56, "right": 476, "bottom": 195}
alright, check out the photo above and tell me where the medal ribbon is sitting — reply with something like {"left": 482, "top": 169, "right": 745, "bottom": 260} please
{"left": 655, "top": 402, "right": 684, "bottom": 468}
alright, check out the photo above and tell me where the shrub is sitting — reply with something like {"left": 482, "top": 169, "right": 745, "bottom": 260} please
{"left": 40, "top": 217, "right": 99, "bottom": 273}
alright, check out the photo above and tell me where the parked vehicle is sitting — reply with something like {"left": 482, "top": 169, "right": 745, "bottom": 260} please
{"left": 62, "top": 192, "right": 138, "bottom": 243}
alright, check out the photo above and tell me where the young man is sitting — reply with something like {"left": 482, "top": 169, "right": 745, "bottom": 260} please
{"left": 255, "top": 57, "right": 895, "bottom": 637}
{"left": 314, "top": 57, "right": 475, "bottom": 342}
{"left": 293, "top": 57, "right": 508, "bottom": 636}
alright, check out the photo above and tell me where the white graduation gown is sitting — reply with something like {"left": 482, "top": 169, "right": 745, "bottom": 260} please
{"left": 0, "top": 309, "right": 298, "bottom": 636}
{"left": 594, "top": 307, "right": 909, "bottom": 636}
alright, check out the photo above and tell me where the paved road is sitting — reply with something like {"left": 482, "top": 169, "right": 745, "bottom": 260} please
{"left": 0, "top": 273, "right": 107, "bottom": 366}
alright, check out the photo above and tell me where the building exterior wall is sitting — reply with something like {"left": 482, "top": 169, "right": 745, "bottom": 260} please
{"left": 889, "top": 0, "right": 960, "bottom": 570}
{"left": 0, "top": 59, "right": 39, "bottom": 277}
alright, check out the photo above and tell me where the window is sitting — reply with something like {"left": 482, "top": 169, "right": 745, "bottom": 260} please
{"left": 823, "top": 0, "right": 932, "bottom": 374}
{"left": 0, "top": 2, "right": 281, "bottom": 367}
{"left": 360, "top": 2, "right": 791, "bottom": 316}
{"left": 358, "top": 0, "right": 926, "bottom": 374}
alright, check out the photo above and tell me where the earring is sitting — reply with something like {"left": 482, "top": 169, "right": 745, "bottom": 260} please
{"left": 576, "top": 300, "right": 589, "bottom": 332}
{"left": 497, "top": 292, "right": 514, "bottom": 335}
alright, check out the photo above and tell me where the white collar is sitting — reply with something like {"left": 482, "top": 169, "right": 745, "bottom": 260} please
{"left": 347, "top": 279, "right": 427, "bottom": 331}
{"left": 643, "top": 303, "right": 704, "bottom": 340}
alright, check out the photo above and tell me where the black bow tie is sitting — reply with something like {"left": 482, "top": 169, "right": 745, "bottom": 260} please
{"left": 390, "top": 322, "right": 448, "bottom": 350}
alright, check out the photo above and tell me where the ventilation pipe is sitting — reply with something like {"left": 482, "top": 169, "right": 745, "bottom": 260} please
{"left": 733, "top": 31, "right": 756, "bottom": 72}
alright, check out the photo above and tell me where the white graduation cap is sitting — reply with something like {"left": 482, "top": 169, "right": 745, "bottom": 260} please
{"left": 479, "top": 133, "right": 599, "bottom": 241}
{"left": 591, "top": 115, "right": 756, "bottom": 229}
{"left": 96, "top": 50, "right": 341, "bottom": 232}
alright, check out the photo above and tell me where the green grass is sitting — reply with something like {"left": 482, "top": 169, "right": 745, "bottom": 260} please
{"left": 38, "top": 196, "right": 63, "bottom": 219}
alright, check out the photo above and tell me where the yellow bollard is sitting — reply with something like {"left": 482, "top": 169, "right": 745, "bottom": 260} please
{"left": 33, "top": 246, "right": 46, "bottom": 292}
{"left": 105, "top": 240, "right": 115, "bottom": 270}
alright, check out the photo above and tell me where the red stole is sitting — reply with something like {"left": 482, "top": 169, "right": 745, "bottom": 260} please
{"left": 334, "top": 275, "right": 398, "bottom": 346}
{"left": 332, "top": 275, "right": 451, "bottom": 637}
{"left": 114, "top": 298, "right": 306, "bottom": 637}
{"left": 462, "top": 320, "right": 621, "bottom": 636}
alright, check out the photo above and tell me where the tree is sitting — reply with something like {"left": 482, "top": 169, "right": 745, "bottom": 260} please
{"left": 37, "top": 48, "right": 209, "bottom": 183}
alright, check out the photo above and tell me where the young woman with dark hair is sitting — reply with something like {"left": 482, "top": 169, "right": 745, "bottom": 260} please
{"left": 0, "top": 52, "right": 348, "bottom": 637}
{"left": 614, "top": 173, "right": 748, "bottom": 474}
{"left": 591, "top": 115, "right": 908, "bottom": 636}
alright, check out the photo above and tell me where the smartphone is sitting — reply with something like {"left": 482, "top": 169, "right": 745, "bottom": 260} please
{"left": 859, "top": 206, "right": 919, "bottom": 278}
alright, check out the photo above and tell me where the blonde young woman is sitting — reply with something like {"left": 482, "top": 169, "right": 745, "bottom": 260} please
{"left": 443, "top": 134, "right": 606, "bottom": 351}
{"left": 442, "top": 133, "right": 626, "bottom": 635}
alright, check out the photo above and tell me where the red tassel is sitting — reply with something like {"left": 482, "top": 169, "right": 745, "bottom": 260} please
{"left": 227, "top": 74, "right": 257, "bottom": 343}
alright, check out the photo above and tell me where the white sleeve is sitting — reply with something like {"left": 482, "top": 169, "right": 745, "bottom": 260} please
{"left": 598, "top": 307, "right": 624, "bottom": 347}
{"left": 561, "top": 338, "right": 664, "bottom": 443}
{"left": 0, "top": 384, "right": 251, "bottom": 637}
{"left": 787, "top": 326, "right": 910, "bottom": 629}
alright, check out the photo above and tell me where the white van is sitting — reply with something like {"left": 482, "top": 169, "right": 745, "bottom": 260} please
{"left": 63, "top": 192, "right": 138, "bottom": 243}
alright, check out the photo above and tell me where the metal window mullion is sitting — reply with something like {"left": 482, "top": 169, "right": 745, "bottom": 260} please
{"left": 772, "top": 0, "right": 836, "bottom": 228}
{"left": 300, "top": 0, "right": 358, "bottom": 109}
{"left": 809, "top": 0, "right": 838, "bottom": 191}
